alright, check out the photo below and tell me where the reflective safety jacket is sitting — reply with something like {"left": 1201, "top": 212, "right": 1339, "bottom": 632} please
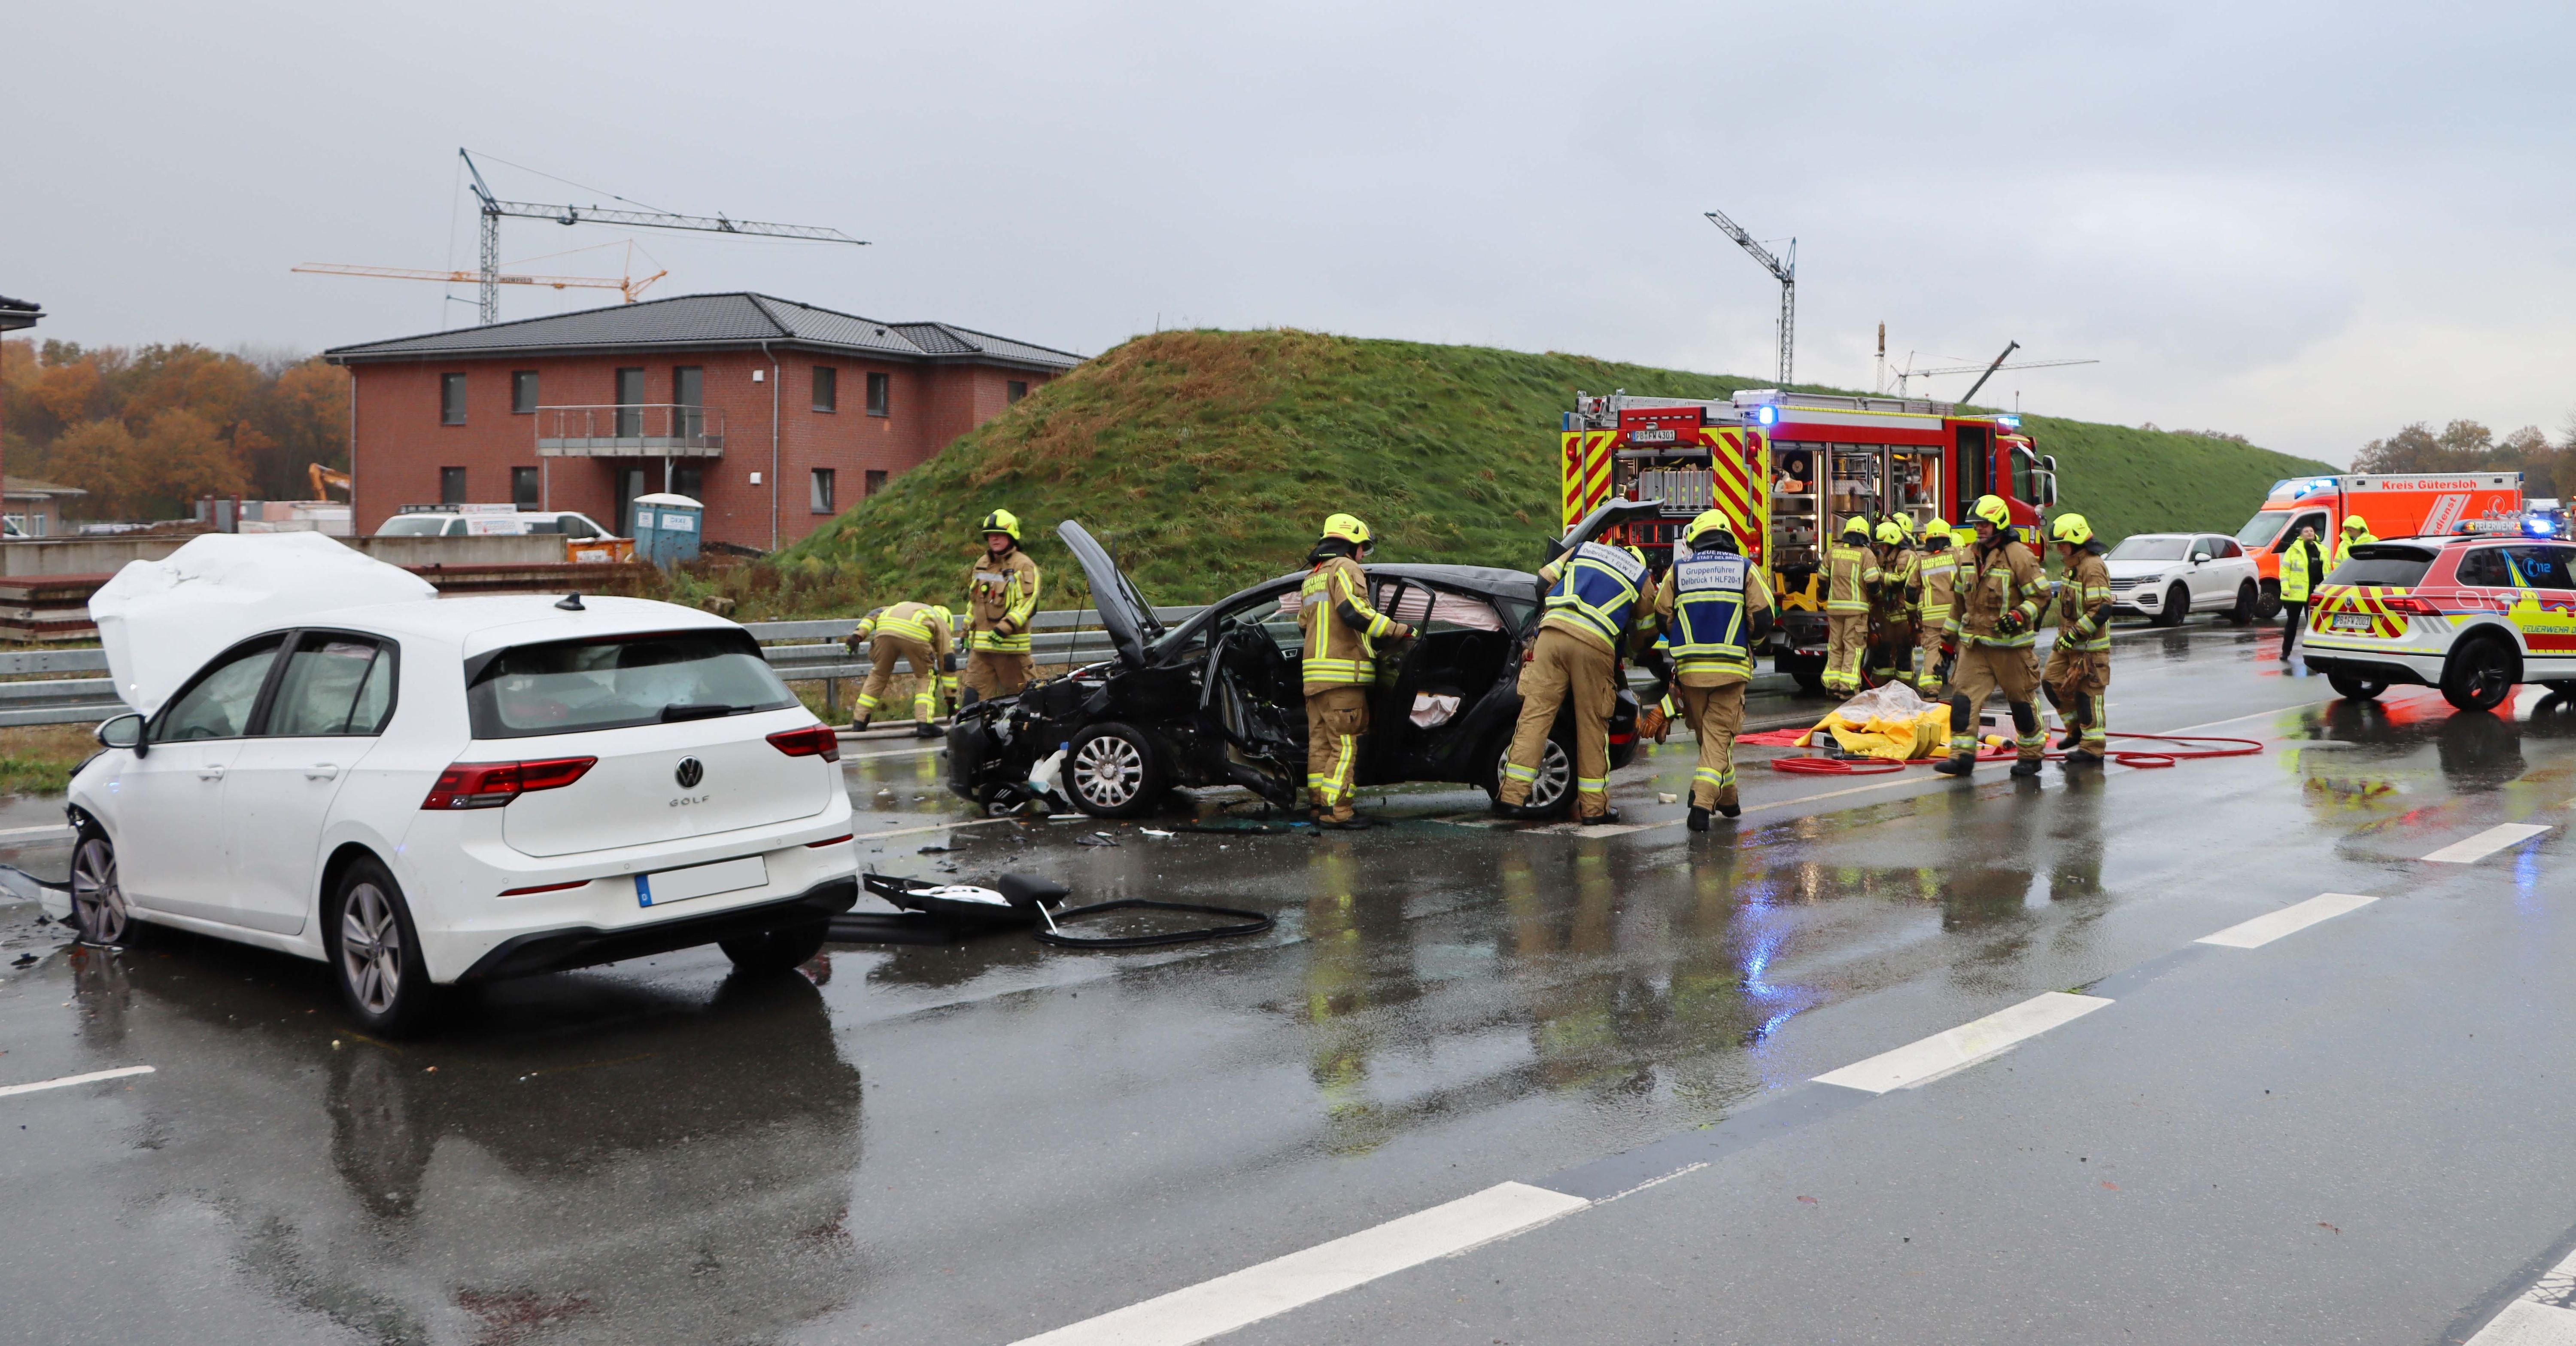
{"left": 854, "top": 601, "right": 953, "bottom": 655}
{"left": 1300, "top": 554, "right": 1400, "bottom": 692}
{"left": 1655, "top": 546, "right": 1777, "bottom": 685}
{"left": 1952, "top": 538, "right": 2049, "bottom": 648}
{"left": 2280, "top": 536, "right": 2322, "bottom": 603}
{"left": 2053, "top": 547, "right": 2113, "bottom": 652}
{"left": 1538, "top": 541, "right": 1653, "bottom": 653}
{"left": 2334, "top": 530, "right": 2376, "bottom": 568}
{"left": 1825, "top": 542, "right": 1880, "bottom": 615}
{"left": 1917, "top": 548, "right": 1959, "bottom": 627}
{"left": 1874, "top": 546, "right": 1919, "bottom": 621}
{"left": 965, "top": 547, "right": 1042, "bottom": 653}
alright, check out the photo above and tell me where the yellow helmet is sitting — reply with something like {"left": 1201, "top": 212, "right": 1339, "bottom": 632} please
{"left": 1623, "top": 545, "right": 1648, "bottom": 568}
{"left": 2050, "top": 513, "right": 2094, "bottom": 546}
{"left": 1893, "top": 513, "right": 1918, "bottom": 537}
{"left": 1841, "top": 515, "right": 1873, "bottom": 540}
{"left": 929, "top": 604, "right": 955, "bottom": 627}
{"left": 1685, "top": 509, "right": 1735, "bottom": 548}
{"left": 1923, "top": 518, "right": 1954, "bottom": 543}
{"left": 979, "top": 509, "right": 1022, "bottom": 542}
{"left": 2342, "top": 514, "right": 2369, "bottom": 533}
{"left": 1970, "top": 494, "right": 2011, "bottom": 529}
{"left": 1874, "top": 520, "right": 1906, "bottom": 545}
{"left": 1321, "top": 512, "right": 1373, "bottom": 547}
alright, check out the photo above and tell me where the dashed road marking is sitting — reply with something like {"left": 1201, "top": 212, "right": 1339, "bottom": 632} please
{"left": 2426, "top": 824, "right": 2553, "bottom": 864}
{"left": 1813, "top": 992, "right": 2113, "bottom": 1094}
{"left": 0, "top": 1065, "right": 155, "bottom": 1099}
{"left": 1011, "top": 1181, "right": 1590, "bottom": 1346}
{"left": 2197, "top": 892, "right": 2378, "bottom": 949}
{"left": 2465, "top": 1245, "right": 2576, "bottom": 1343}
{"left": 0, "top": 823, "right": 73, "bottom": 840}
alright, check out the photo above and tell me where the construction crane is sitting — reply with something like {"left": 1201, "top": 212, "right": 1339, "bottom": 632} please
{"left": 1886, "top": 341, "right": 2100, "bottom": 399}
{"left": 459, "top": 149, "right": 866, "bottom": 324}
{"left": 1705, "top": 209, "right": 1796, "bottom": 387}
{"left": 293, "top": 262, "right": 669, "bottom": 304}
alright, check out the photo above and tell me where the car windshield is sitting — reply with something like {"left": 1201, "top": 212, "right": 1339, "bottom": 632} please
{"left": 379, "top": 516, "right": 446, "bottom": 536}
{"left": 2234, "top": 513, "right": 2289, "bottom": 548}
{"left": 467, "top": 629, "right": 797, "bottom": 738}
{"left": 2109, "top": 537, "right": 2190, "bottom": 561}
{"left": 2323, "top": 548, "right": 2435, "bottom": 588}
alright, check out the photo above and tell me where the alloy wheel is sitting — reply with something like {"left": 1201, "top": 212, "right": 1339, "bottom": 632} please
{"left": 340, "top": 883, "right": 404, "bottom": 1017}
{"left": 70, "top": 836, "right": 125, "bottom": 945}
{"left": 1525, "top": 740, "right": 1574, "bottom": 811}
{"left": 1072, "top": 734, "right": 1146, "bottom": 809}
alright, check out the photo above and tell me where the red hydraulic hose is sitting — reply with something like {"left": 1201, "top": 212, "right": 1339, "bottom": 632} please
{"left": 1766, "top": 731, "right": 2264, "bottom": 775}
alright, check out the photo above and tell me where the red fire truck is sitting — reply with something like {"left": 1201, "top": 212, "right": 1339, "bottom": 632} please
{"left": 1559, "top": 388, "right": 2057, "bottom": 691}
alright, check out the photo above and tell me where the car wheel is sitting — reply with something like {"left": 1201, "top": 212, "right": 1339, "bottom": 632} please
{"left": 2441, "top": 636, "right": 2518, "bottom": 713}
{"left": 329, "top": 858, "right": 436, "bottom": 1036}
{"left": 2255, "top": 581, "right": 2282, "bottom": 622}
{"left": 69, "top": 825, "right": 139, "bottom": 947}
{"left": 2326, "top": 671, "right": 2385, "bottom": 701}
{"left": 2157, "top": 583, "right": 2191, "bottom": 627}
{"left": 2227, "top": 582, "right": 2258, "bottom": 626}
{"left": 1483, "top": 729, "right": 1574, "bottom": 812}
{"left": 1066, "top": 722, "right": 1166, "bottom": 819}
{"left": 719, "top": 920, "right": 829, "bottom": 974}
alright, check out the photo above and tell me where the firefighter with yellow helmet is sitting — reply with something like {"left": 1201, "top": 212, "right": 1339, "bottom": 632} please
{"left": 1822, "top": 516, "right": 1881, "bottom": 694}
{"left": 1498, "top": 527, "right": 1661, "bottom": 823}
{"left": 1935, "top": 495, "right": 2051, "bottom": 778}
{"left": 2042, "top": 513, "right": 2114, "bottom": 766}
{"left": 1654, "top": 509, "right": 1775, "bottom": 829}
{"left": 1300, "top": 513, "right": 1416, "bottom": 828}
{"left": 1914, "top": 520, "right": 1958, "bottom": 694}
{"left": 844, "top": 601, "right": 956, "bottom": 737}
{"left": 962, "top": 509, "right": 1042, "bottom": 703}
{"left": 1870, "top": 518, "right": 1918, "bottom": 685}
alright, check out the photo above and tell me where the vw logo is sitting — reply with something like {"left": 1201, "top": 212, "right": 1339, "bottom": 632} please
{"left": 674, "top": 757, "right": 704, "bottom": 789}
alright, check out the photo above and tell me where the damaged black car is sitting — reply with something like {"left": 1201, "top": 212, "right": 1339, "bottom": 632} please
{"left": 946, "top": 506, "right": 1658, "bottom": 819}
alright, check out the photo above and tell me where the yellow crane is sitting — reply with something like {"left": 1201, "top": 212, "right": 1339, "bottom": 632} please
{"left": 292, "top": 261, "right": 667, "bottom": 303}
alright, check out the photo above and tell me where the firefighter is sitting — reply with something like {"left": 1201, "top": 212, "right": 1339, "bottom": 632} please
{"left": 1914, "top": 520, "right": 1958, "bottom": 694}
{"left": 2278, "top": 523, "right": 2325, "bottom": 660}
{"left": 1300, "top": 514, "right": 1416, "bottom": 828}
{"left": 2335, "top": 514, "right": 2376, "bottom": 567}
{"left": 2042, "top": 514, "right": 2114, "bottom": 767}
{"left": 1871, "top": 519, "right": 1918, "bottom": 686}
{"left": 844, "top": 601, "right": 956, "bottom": 736}
{"left": 1656, "top": 510, "right": 1775, "bottom": 830}
{"left": 961, "top": 509, "right": 1041, "bottom": 704}
{"left": 1822, "top": 516, "right": 1880, "bottom": 695}
{"left": 1934, "top": 495, "right": 2051, "bottom": 779}
{"left": 1497, "top": 533, "right": 1659, "bottom": 824}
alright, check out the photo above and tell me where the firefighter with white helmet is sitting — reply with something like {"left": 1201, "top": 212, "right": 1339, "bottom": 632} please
{"left": 1655, "top": 509, "right": 1775, "bottom": 830}
{"left": 844, "top": 601, "right": 956, "bottom": 737}
{"left": 962, "top": 509, "right": 1042, "bottom": 703}
{"left": 1300, "top": 513, "right": 1416, "bottom": 828}
{"left": 1935, "top": 495, "right": 2051, "bottom": 778}
{"left": 2042, "top": 513, "right": 2114, "bottom": 766}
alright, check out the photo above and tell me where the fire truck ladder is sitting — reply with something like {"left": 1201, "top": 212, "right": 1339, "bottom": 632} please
{"left": 1706, "top": 209, "right": 1796, "bottom": 388}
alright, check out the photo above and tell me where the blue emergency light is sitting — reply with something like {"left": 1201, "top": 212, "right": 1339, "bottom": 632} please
{"left": 1755, "top": 405, "right": 1780, "bottom": 426}
{"left": 1996, "top": 414, "right": 2022, "bottom": 428}
{"left": 2529, "top": 517, "right": 2558, "bottom": 537}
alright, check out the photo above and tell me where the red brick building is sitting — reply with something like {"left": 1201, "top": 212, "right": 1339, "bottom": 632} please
{"left": 324, "top": 293, "right": 1081, "bottom": 550}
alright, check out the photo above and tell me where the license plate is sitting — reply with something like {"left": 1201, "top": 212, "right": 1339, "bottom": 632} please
{"left": 635, "top": 854, "right": 768, "bottom": 907}
{"left": 2330, "top": 612, "right": 2376, "bottom": 632}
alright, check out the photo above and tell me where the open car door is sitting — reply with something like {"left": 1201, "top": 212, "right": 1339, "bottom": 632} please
{"left": 1545, "top": 497, "right": 1668, "bottom": 565}
{"left": 1055, "top": 520, "right": 1164, "bottom": 672}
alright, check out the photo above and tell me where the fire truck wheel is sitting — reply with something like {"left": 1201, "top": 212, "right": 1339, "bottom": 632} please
{"left": 1790, "top": 668, "right": 1826, "bottom": 697}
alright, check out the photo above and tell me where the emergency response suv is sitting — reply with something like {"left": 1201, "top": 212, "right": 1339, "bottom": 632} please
{"left": 2299, "top": 533, "right": 2576, "bottom": 711}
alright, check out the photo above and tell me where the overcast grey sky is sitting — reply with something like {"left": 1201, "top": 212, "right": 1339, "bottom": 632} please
{"left": 12, "top": 1, "right": 2571, "bottom": 464}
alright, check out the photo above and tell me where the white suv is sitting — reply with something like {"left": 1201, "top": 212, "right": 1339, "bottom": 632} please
{"left": 2104, "top": 532, "right": 2263, "bottom": 626}
{"left": 49, "top": 595, "right": 857, "bottom": 1032}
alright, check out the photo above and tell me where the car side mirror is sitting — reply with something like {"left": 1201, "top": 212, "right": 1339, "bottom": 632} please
{"left": 97, "top": 712, "right": 146, "bottom": 756}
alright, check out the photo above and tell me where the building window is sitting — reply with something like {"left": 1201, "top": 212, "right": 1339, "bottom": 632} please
{"left": 673, "top": 465, "right": 704, "bottom": 502}
{"left": 440, "top": 373, "right": 467, "bottom": 426}
{"left": 1006, "top": 380, "right": 1029, "bottom": 404}
{"left": 614, "top": 368, "right": 644, "bottom": 438}
{"left": 511, "top": 371, "right": 539, "bottom": 414}
{"left": 865, "top": 469, "right": 887, "bottom": 498}
{"left": 866, "top": 372, "right": 890, "bottom": 417}
{"left": 672, "top": 366, "right": 704, "bottom": 439}
{"left": 440, "top": 467, "right": 468, "bottom": 505}
{"left": 512, "top": 466, "right": 540, "bottom": 510}
{"left": 811, "top": 469, "right": 837, "bottom": 514}
{"left": 812, "top": 366, "right": 837, "bottom": 413}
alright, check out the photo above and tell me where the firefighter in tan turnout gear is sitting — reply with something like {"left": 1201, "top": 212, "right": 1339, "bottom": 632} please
{"left": 2042, "top": 512, "right": 2114, "bottom": 767}
{"left": 1298, "top": 514, "right": 1415, "bottom": 828}
{"left": 1654, "top": 510, "right": 1774, "bottom": 831}
{"left": 1497, "top": 536, "right": 1659, "bottom": 824}
{"left": 961, "top": 509, "right": 1041, "bottom": 704}
{"left": 1822, "top": 516, "right": 1880, "bottom": 694}
{"left": 844, "top": 601, "right": 956, "bottom": 737}
{"left": 1934, "top": 495, "right": 2052, "bottom": 779}
{"left": 1870, "top": 518, "right": 1918, "bottom": 687}
{"left": 1913, "top": 520, "right": 1958, "bottom": 694}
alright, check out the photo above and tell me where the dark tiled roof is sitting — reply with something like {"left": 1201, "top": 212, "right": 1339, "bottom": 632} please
{"left": 323, "top": 292, "right": 1081, "bottom": 371}
{"left": 0, "top": 294, "right": 39, "bottom": 331}
{"left": 0, "top": 295, "right": 39, "bottom": 313}
{"left": 4, "top": 476, "right": 85, "bottom": 496}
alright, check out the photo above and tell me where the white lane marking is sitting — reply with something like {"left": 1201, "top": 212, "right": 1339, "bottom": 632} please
{"left": 852, "top": 817, "right": 1016, "bottom": 844}
{"left": 0, "top": 823, "right": 73, "bottom": 840}
{"left": 0, "top": 1065, "right": 155, "bottom": 1099}
{"left": 1011, "top": 1181, "right": 1590, "bottom": 1346}
{"left": 1813, "top": 992, "right": 2112, "bottom": 1094}
{"left": 2197, "top": 893, "right": 2379, "bottom": 949}
{"left": 2426, "top": 824, "right": 2553, "bottom": 864}
{"left": 2466, "top": 1243, "right": 2576, "bottom": 1344}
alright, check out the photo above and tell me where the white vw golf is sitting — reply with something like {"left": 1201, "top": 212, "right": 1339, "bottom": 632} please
{"left": 51, "top": 555, "right": 857, "bottom": 1033}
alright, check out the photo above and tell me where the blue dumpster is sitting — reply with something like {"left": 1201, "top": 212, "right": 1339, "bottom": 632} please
{"left": 631, "top": 492, "right": 704, "bottom": 566}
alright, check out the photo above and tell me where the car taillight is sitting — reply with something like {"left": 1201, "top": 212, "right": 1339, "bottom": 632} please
{"left": 2380, "top": 596, "right": 2439, "bottom": 616}
{"left": 421, "top": 756, "right": 597, "bottom": 810}
{"left": 768, "top": 725, "right": 842, "bottom": 762}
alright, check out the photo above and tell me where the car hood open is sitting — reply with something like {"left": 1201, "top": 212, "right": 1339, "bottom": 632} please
{"left": 1056, "top": 520, "right": 1163, "bottom": 672}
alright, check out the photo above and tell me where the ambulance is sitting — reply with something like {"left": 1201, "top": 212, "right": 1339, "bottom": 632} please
{"left": 2233, "top": 473, "right": 2523, "bottom": 618}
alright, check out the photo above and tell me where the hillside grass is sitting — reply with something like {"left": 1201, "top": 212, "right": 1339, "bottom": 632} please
{"left": 726, "top": 329, "right": 2331, "bottom": 616}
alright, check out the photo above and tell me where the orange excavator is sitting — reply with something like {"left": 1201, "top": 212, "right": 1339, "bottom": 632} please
{"left": 309, "top": 463, "right": 352, "bottom": 501}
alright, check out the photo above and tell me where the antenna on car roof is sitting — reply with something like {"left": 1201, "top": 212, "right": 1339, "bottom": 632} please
{"left": 556, "top": 592, "right": 586, "bottom": 611}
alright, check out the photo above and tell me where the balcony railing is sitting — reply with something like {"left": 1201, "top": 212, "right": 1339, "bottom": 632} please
{"left": 535, "top": 404, "right": 724, "bottom": 457}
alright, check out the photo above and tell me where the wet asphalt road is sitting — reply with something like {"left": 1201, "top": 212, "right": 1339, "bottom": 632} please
{"left": 3, "top": 620, "right": 2572, "bottom": 1345}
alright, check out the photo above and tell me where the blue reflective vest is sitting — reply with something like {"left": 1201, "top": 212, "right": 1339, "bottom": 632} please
{"left": 1668, "top": 548, "right": 1754, "bottom": 679}
{"left": 1541, "top": 541, "right": 1649, "bottom": 649}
